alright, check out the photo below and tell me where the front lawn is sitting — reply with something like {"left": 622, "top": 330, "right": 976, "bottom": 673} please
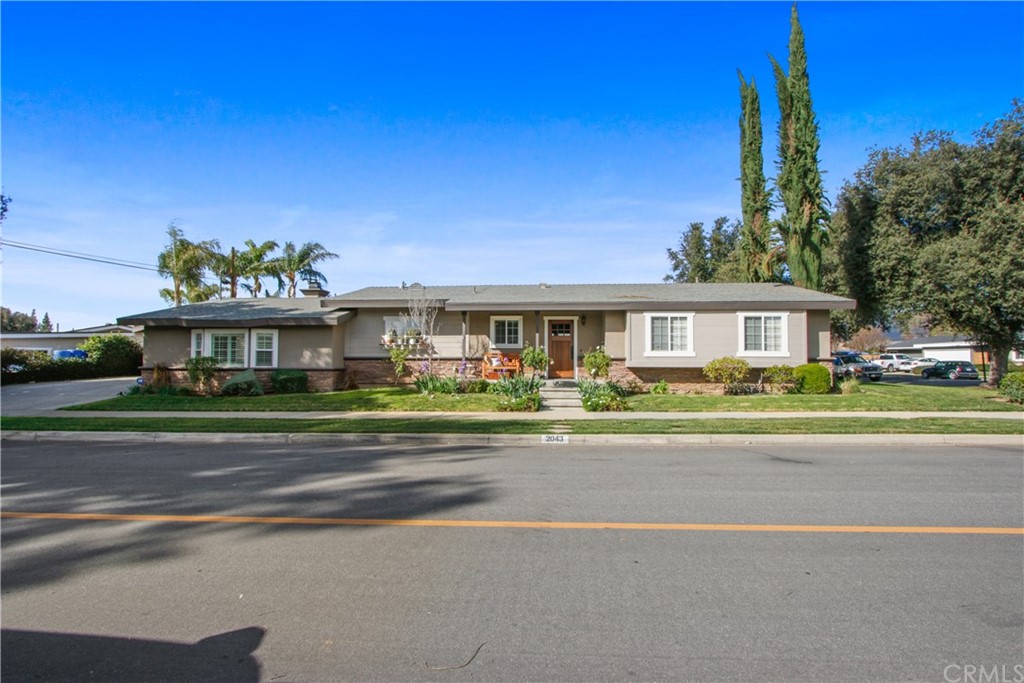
{"left": 3, "top": 416, "right": 1022, "bottom": 435}
{"left": 65, "top": 387, "right": 505, "bottom": 412}
{"left": 626, "top": 382, "right": 1021, "bottom": 412}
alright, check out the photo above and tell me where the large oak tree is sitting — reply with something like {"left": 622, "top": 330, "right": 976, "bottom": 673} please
{"left": 827, "top": 102, "right": 1024, "bottom": 384}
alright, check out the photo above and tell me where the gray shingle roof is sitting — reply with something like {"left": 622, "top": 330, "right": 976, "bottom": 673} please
{"left": 328, "top": 282, "right": 856, "bottom": 311}
{"left": 118, "top": 298, "right": 353, "bottom": 327}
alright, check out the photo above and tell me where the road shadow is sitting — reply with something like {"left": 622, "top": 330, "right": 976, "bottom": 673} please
{"left": 1, "top": 626, "right": 264, "bottom": 682}
{"left": 1, "top": 441, "right": 496, "bottom": 590}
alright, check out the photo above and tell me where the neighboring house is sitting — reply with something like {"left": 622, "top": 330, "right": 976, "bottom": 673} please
{"left": 0, "top": 324, "right": 143, "bottom": 355}
{"left": 119, "top": 282, "right": 855, "bottom": 391}
{"left": 887, "top": 335, "right": 1024, "bottom": 366}
{"left": 886, "top": 336, "right": 989, "bottom": 365}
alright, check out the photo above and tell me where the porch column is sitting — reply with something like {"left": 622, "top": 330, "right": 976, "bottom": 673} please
{"left": 534, "top": 311, "right": 541, "bottom": 348}
{"left": 461, "top": 311, "right": 468, "bottom": 362}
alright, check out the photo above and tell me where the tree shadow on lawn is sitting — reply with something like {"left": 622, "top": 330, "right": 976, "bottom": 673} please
{"left": 1, "top": 440, "right": 496, "bottom": 591}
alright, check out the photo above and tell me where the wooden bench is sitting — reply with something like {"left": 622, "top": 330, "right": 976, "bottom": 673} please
{"left": 482, "top": 351, "right": 521, "bottom": 380}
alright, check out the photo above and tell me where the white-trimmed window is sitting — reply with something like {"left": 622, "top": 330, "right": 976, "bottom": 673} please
{"left": 250, "top": 330, "right": 278, "bottom": 368}
{"left": 490, "top": 316, "right": 523, "bottom": 348}
{"left": 737, "top": 312, "right": 789, "bottom": 356}
{"left": 191, "top": 331, "right": 205, "bottom": 358}
{"left": 644, "top": 313, "right": 695, "bottom": 356}
{"left": 210, "top": 331, "right": 247, "bottom": 367}
{"left": 189, "top": 329, "right": 280, "bottom": 368}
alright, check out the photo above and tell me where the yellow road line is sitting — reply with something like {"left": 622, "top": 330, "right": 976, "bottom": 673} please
{"left": 2, "top": 511, "right": 1022, "bottom": 535}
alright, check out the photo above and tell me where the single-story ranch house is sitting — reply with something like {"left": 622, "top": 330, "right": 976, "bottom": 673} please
{"left": 118, "top": 282, "right": 856, "bottom": 391}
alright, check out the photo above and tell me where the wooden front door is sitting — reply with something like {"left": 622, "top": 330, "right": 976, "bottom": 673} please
{"left": 548, "top": 319, "right": 575, "bottom": 379}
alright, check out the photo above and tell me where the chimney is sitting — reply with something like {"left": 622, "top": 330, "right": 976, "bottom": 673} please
{"left": 300, "top": 280, "right": 329, "bottom": 298}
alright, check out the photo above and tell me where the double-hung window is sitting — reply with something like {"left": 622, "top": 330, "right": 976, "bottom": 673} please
{"left": 644, "top": 313, "right": 695, "bottom": 356}
{"left": 737, "top": 312, "right": 788, "bottom": 356}
{"left": 490, "top": 316, "right": 522, "bottom": 348}
{"left": 210, "top": 331, "right": 246, "bottom": 367}
{"left": 250, "top": 330, "right": 278, "bottom": 368}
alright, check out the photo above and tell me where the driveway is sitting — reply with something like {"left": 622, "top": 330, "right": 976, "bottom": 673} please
{"left": 1, "top": 377, "right": 136, "bottom": 416}
{"left": 878, "top": 373, "right": 987, "bottom": 388}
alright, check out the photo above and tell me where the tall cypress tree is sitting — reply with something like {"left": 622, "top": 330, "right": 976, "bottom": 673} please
{"left": 769, "top": 4, "right": 829, "bottom": 290}
{"left": 737, "top": 70, "right": 776, "bottom": 282}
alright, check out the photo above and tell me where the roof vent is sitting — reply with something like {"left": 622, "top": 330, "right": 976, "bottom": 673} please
{"left": 539, "top": 282, "right": 550, "bottom": 289}
{"left": 408, "top": 282, "right": 424, "bottom": 290}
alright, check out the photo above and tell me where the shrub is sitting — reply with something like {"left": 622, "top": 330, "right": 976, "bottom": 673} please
{"left": 490, "top": 373, "right": 543, "bottom": 398}
{"left": 220, "top": 369, "right": 264, "bottom": 396}
{"left": 520, "top": 344, "right": 550, "bottom": 377}
{"left": 78, "top": 334, "right": 143, "bottom": 376}
{"left": 578, "top": 378, "right": 629, "bottom": 412}
{"left": 388, "top": 346, "right": 410, "bottom": 385}
{"left": 762, "top": 365, "right": 797, "bottom": 393}
{"left": 460, "top": 379, "right": 491, "bottom": 394}
{"left": 793, "top": 363, "right": 832, "bottom": 394}
{"left": 0, "top": 351, "right": 102, "bottom": 384}
{"left": 414, "top": 373, "right": 460, "bottom": 395}
{"left": 1, "top": 348, "right": 47, "bottom": 371}
{"left": 186, "top": 356, "right": 219, "bottom": 395}
{"left": 583, "top": 347, "right": 612, "bottom": 379}
{"left": 840, "top": 376, "right": 861, "bottom": 395}
{"left": 702, "top": 356, "right": 752, "bottom": 395}
{"left": 650, "top": 379, "right": 670, "bottom": 395}
{"left": 999, "top": 372, "right": 1024, "bottom": 404}
{"left": 124, "top": 383, "right": 191, "bottom": 397}
{"left": 497, "top": 393, "right": 541, "bottom": 412}
{"left": 271, "top": 369, "right": 308, "bottom": 394}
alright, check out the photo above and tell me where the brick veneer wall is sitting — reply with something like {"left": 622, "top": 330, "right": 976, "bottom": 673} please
{"left": 345, "top": 359, "right": 481, "bottom": 387}
{"left": 141, "top": 367, "right": 351, "bottom": 393}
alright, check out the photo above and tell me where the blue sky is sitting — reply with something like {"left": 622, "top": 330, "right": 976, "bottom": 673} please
{"left": 2, "top": 1, "right": 1021, "bottom": 330}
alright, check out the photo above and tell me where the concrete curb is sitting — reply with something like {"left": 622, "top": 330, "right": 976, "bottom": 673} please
{"left": 3, "top": 431, "right": 1021, "bottom": 447}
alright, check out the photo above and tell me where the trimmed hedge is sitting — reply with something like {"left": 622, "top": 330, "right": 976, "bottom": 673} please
{"left": 0, "top": 335, "right": 141, "bottom": 385}
{"left": 271, "top": 369, "right": 309, "bottom": 394}
{"left": 794, "top": 363, "right": 832, "bottom": 394}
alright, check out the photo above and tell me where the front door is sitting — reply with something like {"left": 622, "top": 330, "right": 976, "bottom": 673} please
{"left": 547, "top": 319, "right": 575, "bottom": 379}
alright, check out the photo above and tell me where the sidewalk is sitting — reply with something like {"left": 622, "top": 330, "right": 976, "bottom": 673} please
{"left": 14, "top": 408, "right": 1024, "bottom": 421}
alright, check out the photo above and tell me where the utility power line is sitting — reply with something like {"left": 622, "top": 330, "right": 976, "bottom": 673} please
{"left": 0, "top": 239, "right": 160, "bottom": 272}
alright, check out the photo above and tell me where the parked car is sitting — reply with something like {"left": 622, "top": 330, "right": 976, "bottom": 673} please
{"left": 921, "top": 361, "right": 980, "bottom": 380}
{"left": 877, "top": 353, "right": 914, "bottom": 372}
{"left": 832, "top": 352, "right": 884, "bottom": 382}
{"left": 907, "top": 357, "right": 940, "bottom": 372}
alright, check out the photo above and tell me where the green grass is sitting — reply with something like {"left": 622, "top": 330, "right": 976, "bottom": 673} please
{"left": 626, "top": 382, "right": 1021, "bottom": 412}
{"left": 3, "top": 416, "right": 1021, "bottom": 435}
{"left": 65, "top": 387, "right": 505, "bottom": 412}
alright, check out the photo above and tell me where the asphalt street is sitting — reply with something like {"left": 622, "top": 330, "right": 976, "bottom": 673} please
{"left": 2, "top": 439, "right": 1022, "bottom": 681}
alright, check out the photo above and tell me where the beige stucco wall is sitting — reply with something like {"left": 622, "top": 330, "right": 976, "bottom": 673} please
{"left": 278, "top": 327, "right": 338, "bottom": 369}
{"left": 603, "top": 311, "right": 626, "bottom": 359}
{"left": 806, "top": 310, "right": 832, "bottom": 361}
{"left": 626, "top": 309, "right": 812, "bottom": 369}
{"left": 141, "top": 328, "right": 192, "bottom": 367}
{"left": 141, "top": 326, "right": 338, "bottom": 369}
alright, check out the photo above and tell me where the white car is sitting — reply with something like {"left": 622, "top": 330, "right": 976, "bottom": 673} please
{"left": 907, "top": 357, "right": 940, "bottom": 371}
{"left": 877, "top": 353, "right": 914, "bottom": 372}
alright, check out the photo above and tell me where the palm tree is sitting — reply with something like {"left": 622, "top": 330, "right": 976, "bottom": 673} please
{"left": 276, "top": 241, "right": 339, "bottom": 297}
{"left": 157, "top": 224, "right": 220, "bottom": 306}
{"left": 212, "top": 246, "right": 243, "bottom": 298}
{"left": 238, "top": 239, "right": 281, "bottom": 297}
